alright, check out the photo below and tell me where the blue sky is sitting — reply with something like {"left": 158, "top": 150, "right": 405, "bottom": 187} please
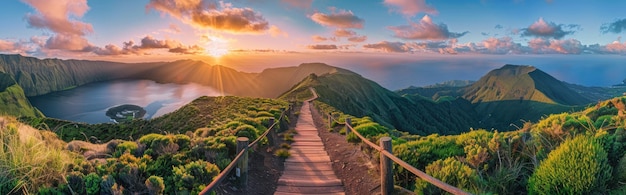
{"left": 0, "top": 0, "right": 625, "bottom": 88}
{"left": 2, "top": 0, "right": 626, "bottom": 56}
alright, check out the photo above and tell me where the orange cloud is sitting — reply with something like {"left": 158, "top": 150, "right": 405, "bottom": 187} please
{"left": 363, "top": 41, "right": 411, "bottom": 53}
{"left": 269, "top": 25, "right": 288, "bottom": 37}
{"left": 347, "top": 36, "right": 367, "bottom": 43}
{"left": 333, "top": 29, "right": 356, "bottom": 37}
{"left": 307, "top": 44, "right": 338, "bottom": 50}
{"left": 22, "top": 0, "right": 95, "bottom": 52}
{"left": 388, "top": 15, "right": 467, "bottom": 40}
{"left": 23, "top": 0, "right": 93, "bottom": 36}
{"left": 312, "top": 35, "right": 328, "bottom": 42}
{"left": 91, "top": 35, "right": 204, "bottom": 55}
{"left": 528, "top": 38, "right": 582, "bottom": 54}
{"left": 310, "top": 9, "right": 364, "bottom": 29}
{"left": 383, "top": 0, "right": 437, "bottom": 17}
{"left": 147, "top": 0, "right": 271, "bottom": 34}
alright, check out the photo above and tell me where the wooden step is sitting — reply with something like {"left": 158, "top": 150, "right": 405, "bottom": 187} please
{"left": 275, "top": 186, "right": 344, "bottom": 194}
{"left": 284, "top": 162, "right": 334, "bottom": 171}
{"left": 277, "top": 178, "right": 343, "bottom": 187}
{"left": 285, "top": 156, "right": 331, "bottom": 163}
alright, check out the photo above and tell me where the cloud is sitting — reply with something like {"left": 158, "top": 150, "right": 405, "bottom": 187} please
{"left": 312, "top": 35, "right": 328, "bottom": 42}
{"left": 603, "top": 38, "right": 626, "bottom": 53}
{"left": 481, "top": 37, "right": 522, "bottom": 54}
{"left": 601, "top": 18, "right": 626, "bottom": 34}
{"left": 388, "top": 15, "right": 468, "bottom": 40}
{"left": 528, "top": 38, "right": 582, "bottom": 54}
{"left": 21, "top": 0, "right": 96, "bottom": 52}
{"left": 307, "top": 44, "right": 338, "bottom": 50}
{"left": 0, "top": 40, "right": 33, "bottom": 54}
{"left": 169, "top": 23, "right": 181, "bottom": 33}
{"left": 269, "top": 25, "right": 288, "bottom": 37}
{"left": 310, "top": 9, "right": 364, "bottom": 29}
{"left": 90, "top": 35, "right": 204, "bottom": 55}
{"left": 333, "top": 29, "right": 356, "bottom": 37}
{"left": 147, "top": 0, "right": 271, "bottom": 34}
{"left": 363, "top": 41, "right": 411, "bottom": 53}
{"left": 23, "top": 0, "right": 93, "bottom": 36}
{"left": 281, "top": 0, "right": 313, "bottom": 9}
{"left": 494, "top": 24, "right": 503, "bottom": 29}
{"left": 383, "top": 0, "right": 437, "bottom": 17}
{"left": 168, "top": 45, "right": 204, "bottom": 54}
{"left": 44, "top": 34, "right": 91, "bottom": 51}
{"left": 521, "top": 18, "right": 577, "bottom": 39}
{"left": 347, "top": 36, "right": 367, "bottom": 42}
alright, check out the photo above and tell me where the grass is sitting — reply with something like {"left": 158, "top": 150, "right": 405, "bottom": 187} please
{"left": 0, "top": 116, "right": 75, "bottom": 194}
{"left": 274, "top": 148, "right": 291, "bottom": 158}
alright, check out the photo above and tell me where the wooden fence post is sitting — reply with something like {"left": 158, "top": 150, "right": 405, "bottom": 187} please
{"left": 236, "top": 137, "right": 249, "bottom": 189}
{"left": 380, "top": 137, "right": 393, "bottom": 195}
{"left": 328, "top": 112, "right": 332, "bottom": 129}
{"left": 345, "top": 117, "right": 352, "bottom": 134}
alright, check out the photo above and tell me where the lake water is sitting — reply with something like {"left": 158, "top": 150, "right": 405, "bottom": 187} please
{"left": 29, "top": 80, "right": 222, "bottom": 124}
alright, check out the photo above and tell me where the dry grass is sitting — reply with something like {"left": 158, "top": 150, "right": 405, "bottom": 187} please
{"left": 0, "top": 116, "right": 75, "bottom": 194}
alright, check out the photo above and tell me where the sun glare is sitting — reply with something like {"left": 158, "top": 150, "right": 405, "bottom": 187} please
{"left": 205, "top": 36, "right": 229, "bottom": 58}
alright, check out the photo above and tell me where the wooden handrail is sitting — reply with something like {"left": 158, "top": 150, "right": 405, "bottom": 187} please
{"left": 326, "top": 112, "right": 471, "bottom": 195}
{"left": 199, "top": 108, "right": 287, "bottom": 194}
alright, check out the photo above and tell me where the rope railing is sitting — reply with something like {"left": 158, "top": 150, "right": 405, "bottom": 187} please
{"left": 326, "top": 112, "right": 471, "bottom": 195}
{"left": 199, "top": 108, "right": 287, "bottom": 194}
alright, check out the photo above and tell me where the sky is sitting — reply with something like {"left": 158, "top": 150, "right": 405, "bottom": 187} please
{"left": 1, "top": 0, "right": 626, "bottom": 89}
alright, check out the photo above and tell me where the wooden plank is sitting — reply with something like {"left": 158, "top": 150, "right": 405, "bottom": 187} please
{"left": 277, "top": 178, "right": 343, "bottom": 186}
{"left": 279, "top": 174, "right": 340, "bottom": 181}
{"left": 285, "top": 156, "right": 331, "bottom": 163}
{"left": 284, "top": 162, "right": 334, "bottom": 171}
{"left": 275, "top": 186, "right": 345, "bottom": 194}
{"left": 274, "top": 192, "right": 345, "bottom": 195}
{"left": 279, "top": 170, "right": 337, "bottom": 177}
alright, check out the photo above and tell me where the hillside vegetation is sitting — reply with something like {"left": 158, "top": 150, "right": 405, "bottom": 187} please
{"left": 280, "top": 73, "right": 478, "bottom": 135}
{"left": 0, "top": 72, "right": 42, "bottom": 117}
{"left": 9, "top": 96, "right": 289, "bottom": 194}
{"left": 314, "top": 95, "right": 626, "bottom": 194}
{"left": 398, "top": 64, "right": 626, "bottom": 131}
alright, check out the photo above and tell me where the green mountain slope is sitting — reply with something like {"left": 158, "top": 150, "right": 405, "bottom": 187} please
{"left": 281, "top": 72, "right": 478, "bottom": 135}
{"left": 463, "top": 64, "right": 591, "bottom": 105}
{"left": 0, "top": 72, "right": 42, "bottom": 117}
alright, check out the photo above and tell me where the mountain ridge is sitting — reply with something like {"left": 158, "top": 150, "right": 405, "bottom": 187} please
{"left": 462, "top": 64, "right": 591, "bottom": 105}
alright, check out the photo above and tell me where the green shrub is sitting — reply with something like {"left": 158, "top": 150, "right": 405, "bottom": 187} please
{"left": 280, "top": 143, "right": 291, "bottom": 149}
{"left": 415, "top": 157, "right": 483, "bottom": 194}
{"left": 274, "top": 148, "right": 291, "bottom": 158}
{"left": 145, "top": 176, "right": 165, "bottom": 195}
{"left": 114, "top": 141, "right": 139, "bottom": 157}
{"left": 99, "top": 175, "right": 115, "bottom": 195}
{"left": 66, "top": 172, "right": 86, "bottom": 194}
{"left": 84, "top": 173, "right": 102, "bottom": 195}
{"left": 172, "top": 160, "right": 220, "bottom": 194}
{"left": 615, "top": 153, "right": 626, "bottom": 183}
{"left": 528, "top": 135, "right": 612, "bottom": 194}
{"left": 353, "top": 122, "right": 388, "bottom": 138}
{"left": 346, "top": 132, "right": 360, "bottom": 143}
{"left": 256, "top": 111, "right": 274, "bottom": 118}
{"left": 234, "top": 124, "right": 258, "bottom": 140}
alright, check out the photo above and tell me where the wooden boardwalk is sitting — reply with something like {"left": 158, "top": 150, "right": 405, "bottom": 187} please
{"left": 274, "top": 100, "right": 345, "bottom": 195}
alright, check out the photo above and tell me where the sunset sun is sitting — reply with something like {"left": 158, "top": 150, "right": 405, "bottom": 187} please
{"left": 205, "top": 36, "right": 229, "bottom": 58}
